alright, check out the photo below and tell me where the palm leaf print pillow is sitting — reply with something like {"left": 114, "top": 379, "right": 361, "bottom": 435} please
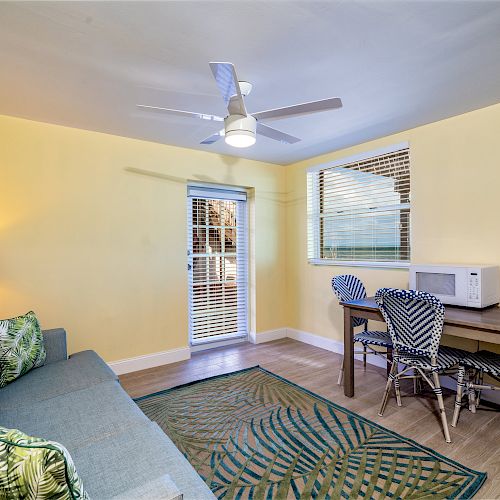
{"left": 0, "top": 311, "right": 46, "bottom": 387}
{"left": 0, "top": 427, "right": 89, "bottom": 499}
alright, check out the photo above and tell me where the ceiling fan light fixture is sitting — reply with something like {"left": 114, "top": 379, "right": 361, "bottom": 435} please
{"left": 225, "top": 130, "right": 256, "bottom": 148}
{"left": 224, "top": 114, "right": 256, "bottom": 148}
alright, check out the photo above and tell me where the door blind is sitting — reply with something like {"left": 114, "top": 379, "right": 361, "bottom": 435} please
{"left": 187, "top": 186, "right": 248, "bottom": 345}
{"left": 307, "top": 144, "right": 411, "bottom": 266}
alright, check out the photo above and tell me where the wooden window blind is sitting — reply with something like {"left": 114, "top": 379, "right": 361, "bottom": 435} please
{"left": 307, "top": 144, "right": 411, "bottom": 267}
{"left": 187, "top": 185, "right": 248, "bottom": 345}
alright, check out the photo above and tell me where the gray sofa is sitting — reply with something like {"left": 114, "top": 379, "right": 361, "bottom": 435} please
{"left": 0, "top": 329, "right": 215, "bottom": 500}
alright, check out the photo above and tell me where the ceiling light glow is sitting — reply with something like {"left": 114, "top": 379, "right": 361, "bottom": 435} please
{"left": 225, "top": 130, "right": 256, "bottom": 148}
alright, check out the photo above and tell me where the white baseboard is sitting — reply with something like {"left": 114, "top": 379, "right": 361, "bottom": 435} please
{"left": 287, "top": 327, "right": 340, "bottom": 352}
{"left": 249, "top": 328, "right": 287, "bottom": 344}
{"left": 191, "top": 337, "right": 247, "bottom": 352}
{"left": 286, "top": 328, "right": 387, "bottom": 369}
{"left": 110, "top": 328, "right": 286, "bottom": 375}
{"left": 109, "top": 347, "right": 191, "bottom": 375}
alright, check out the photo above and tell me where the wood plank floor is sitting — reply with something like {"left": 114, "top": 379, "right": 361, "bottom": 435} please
{"left": 120, "top": 338, "right": 499, "bottom": 499}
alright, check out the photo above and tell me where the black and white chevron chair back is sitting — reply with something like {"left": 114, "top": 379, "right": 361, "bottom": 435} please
{"left": 375, "top": 288, "right": 445, "bottom": 357}
{"left": 332, "top": 275, "right": 367, "bottom": 328}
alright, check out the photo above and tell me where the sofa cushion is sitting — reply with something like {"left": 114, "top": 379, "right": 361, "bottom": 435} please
{"left": 0, "top": 380, "right": 149, "bottom": 450}
{"left": 71, "top": 421, "right": 215, "bottom": 500}
{"left": 0, "top": 311, "right": 46, "bottom": 388}
{"left": 0, "top": 350, "right": 117, "bottom": 409}
{"left": 111, "top": 473, "right": 183, "bottom": 500}
{"left": 42, "top": 328, "right": 68, "bottom": 364}
{"left": 0, "top": 426, "right": 89, "bottom": 499}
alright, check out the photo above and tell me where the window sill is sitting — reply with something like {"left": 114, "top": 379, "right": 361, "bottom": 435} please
{"left": 308, "top": 259, "right": 410, "bottom": 270}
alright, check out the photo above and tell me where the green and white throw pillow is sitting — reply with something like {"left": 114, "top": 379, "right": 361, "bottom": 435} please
{"left": 0, "top": 311, "right": 46, "bottom": 387}
{"left": 0, "top": 426, "right": 89, "bottom": 499}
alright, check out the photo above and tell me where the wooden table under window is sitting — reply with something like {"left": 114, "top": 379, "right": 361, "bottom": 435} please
{"left": 340, "top": 297, "right": 500, "bottom": 397}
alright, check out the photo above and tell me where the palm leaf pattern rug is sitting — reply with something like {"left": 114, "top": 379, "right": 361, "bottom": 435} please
{"left": 135, "top": 366, "right": 486, "bottom": 499}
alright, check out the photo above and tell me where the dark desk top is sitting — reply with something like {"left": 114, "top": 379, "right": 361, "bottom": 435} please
{"left": 341, "top": 297, "right": 500, "bottom": 333}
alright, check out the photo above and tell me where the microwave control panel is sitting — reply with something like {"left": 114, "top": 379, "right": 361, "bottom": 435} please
{"left": 467, "top": 271, "right": 481, "bottom": 305}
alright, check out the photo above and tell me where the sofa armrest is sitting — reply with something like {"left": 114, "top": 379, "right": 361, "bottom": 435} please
{"left": 42, "top": 328, "right": 68, "bottom": 364}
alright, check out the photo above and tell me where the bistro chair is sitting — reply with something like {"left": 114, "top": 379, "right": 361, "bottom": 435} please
{"left": 332, "top": 275, "right": 392, "bottom": 385}
{"left": 452, "top": 350, "right": 500, "bottom": 427}
{"left": 375, "top": 288, "right": 465, "bottom": 443}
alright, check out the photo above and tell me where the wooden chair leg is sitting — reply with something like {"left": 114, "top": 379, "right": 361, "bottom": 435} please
{"left": 394, "top": 374, "right": 402, "bottom": 407}
{"left": 476, "top": 371, "right": 484, "bottom": 407}
{"left": 452, "top": 365, "right": 465, "bottom": 427}
{"left": 337, "top": 358, "right": 344, "bottom": 386}
{"left": 466, "top": 368, "right": 479, "bottom": 413}
{"left": 379, "top": 361, "right": 398, "bottom": 416}
{"left": 469, "top": 386, "right": 477, "bottom": 413}
{"left": 386, "top": 347, "right": 393, "bottom": 376}
{"left": 432, "top": 371, "right": 451, "bottom": 443}
{"left": 363, "top": 344, "right": 367, "bottom": 371}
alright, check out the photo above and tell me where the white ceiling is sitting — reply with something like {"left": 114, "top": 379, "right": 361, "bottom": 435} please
{"left": 1, "top": 1, "right": 500, "bottom": 165}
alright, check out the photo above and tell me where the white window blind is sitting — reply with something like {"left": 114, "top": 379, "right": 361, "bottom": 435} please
{"left": 307, "top": 144, "right": 411, "bottom": 267}
{"left": 187, "top": 185, "right": 248, "bottom": 345}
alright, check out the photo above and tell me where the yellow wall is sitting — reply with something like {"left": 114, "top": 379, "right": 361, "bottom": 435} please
{"left": 285, "top": 103, "right": 500, "bottom": 350}
{"left": 2, "top": 103, "right": 500, "bottom": 363}
{"left": 0, "top": 115, "right": 287, "bottom": 361}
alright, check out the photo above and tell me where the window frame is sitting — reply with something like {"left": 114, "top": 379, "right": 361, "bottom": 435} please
{"left": 307, "top": 142, "right": 411, "bottom": 269}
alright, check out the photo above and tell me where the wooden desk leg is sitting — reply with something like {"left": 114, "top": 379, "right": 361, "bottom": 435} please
{"left": 343, "top": 306, "right": 355, "bottom": 397}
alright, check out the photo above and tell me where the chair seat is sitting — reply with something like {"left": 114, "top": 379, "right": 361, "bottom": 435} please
{"left": 460, "top": 350, "right": 500, "bottom": 377}
{"left": 397, "top": 346, "right": 465, "bottom": 371}
{"left": 353, "top": 330, "right": 392, "bottom": 347}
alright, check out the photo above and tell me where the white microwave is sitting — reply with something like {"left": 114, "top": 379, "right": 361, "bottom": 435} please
{"left": 409, "top": 264, "right": 500, "bottom": 308}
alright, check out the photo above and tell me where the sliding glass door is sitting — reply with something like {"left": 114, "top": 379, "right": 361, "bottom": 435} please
{"left": 187, "top": 185, "right": 248, "bottom": 346}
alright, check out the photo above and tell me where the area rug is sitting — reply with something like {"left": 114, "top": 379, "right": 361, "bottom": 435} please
{"left": 135, "top": 366, "right": 486, "bottom": 499}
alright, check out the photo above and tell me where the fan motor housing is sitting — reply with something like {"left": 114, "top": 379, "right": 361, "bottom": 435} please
{"left": 224, "top": 114, "right": 256, "bottom": 147}
{"left": 225, "top": 114, "right": 256, "bottom": 135}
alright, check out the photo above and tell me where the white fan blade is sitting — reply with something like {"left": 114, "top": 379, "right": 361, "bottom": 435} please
{"left": 209, "top": 62, "right": 247, "bottom": 116}
{"left": 253, "top": 97, "right": 342, "bottom": 122}
{"left": 200, "top": 129, "right": 224, "bottom": 145}
{"left": 256, "top": 122, "right": 300, "bottom": 144}
{"left": 137, "top": 105, "right": 223, "bottom": 121}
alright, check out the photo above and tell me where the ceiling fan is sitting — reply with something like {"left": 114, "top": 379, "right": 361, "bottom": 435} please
{"left": 137, "top": 62, "right": 343, "bottom": 148}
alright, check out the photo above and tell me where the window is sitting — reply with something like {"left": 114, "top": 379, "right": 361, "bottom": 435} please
{"left": 187, "top": 185, "right": 248, "bottom": 345}
{"left": 307, "top": 143, "right": 410, "bottom": 267}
